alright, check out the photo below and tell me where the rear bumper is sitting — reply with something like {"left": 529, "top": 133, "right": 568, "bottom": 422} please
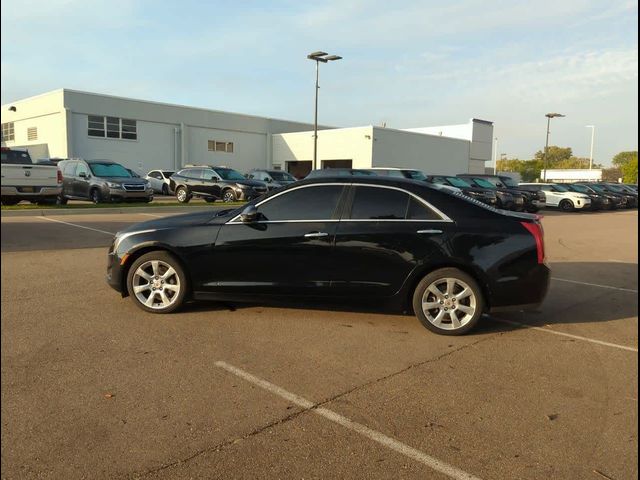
{"left": 1, "top": 185, "right": 62, "bottom": 198}
{"left": 489, "top": 263, "right": 551, "bottom": 311}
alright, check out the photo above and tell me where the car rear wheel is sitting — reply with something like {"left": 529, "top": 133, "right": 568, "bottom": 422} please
{"left": 127, "top": 251, "right": 187, "bottom": 313}
{"left": 412, "top": 268, "right": 484, "bottom": 336}
{"left": 559, "top": 199, "right": 574, "bottom": 212}
{"left": 222, "top": 189, "right": 237, "bottom": 202}
{"left": 176, "top": 186, "right": 190, "bottom": 203}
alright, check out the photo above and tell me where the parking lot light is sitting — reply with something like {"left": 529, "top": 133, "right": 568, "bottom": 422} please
{"left": 542, "top": 113, "right": 565, "bottom": 181}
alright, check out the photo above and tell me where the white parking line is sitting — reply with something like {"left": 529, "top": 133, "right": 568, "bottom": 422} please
{"left": 552, "top": 277, "right": 638, "bottom": 293}
{"left": 495, "top": 319, "right": 638, "bottom": 353}
{"left": 215, "top": 361, "right": 482, "bottom": 480}
{"left": 138, "top": 213, "right": 165, "bottom": 218}
{"left": 38, "top": 216, "right": 115, "bottom": 235}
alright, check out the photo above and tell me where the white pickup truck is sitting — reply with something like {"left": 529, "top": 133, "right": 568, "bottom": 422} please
{"left": 1, "top": 147, "right": 62, "bottom": 205}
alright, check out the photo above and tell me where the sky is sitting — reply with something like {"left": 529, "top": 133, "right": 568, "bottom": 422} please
{"left": 1, "top": 0, "right": 637, "bottom": 165}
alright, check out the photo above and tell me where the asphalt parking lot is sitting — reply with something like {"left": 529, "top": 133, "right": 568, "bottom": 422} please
{"left": 1, "top": 208, "right": 637, "bottom": 479}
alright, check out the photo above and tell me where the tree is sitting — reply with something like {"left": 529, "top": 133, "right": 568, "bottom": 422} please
{"left": 612, "top": 151, "right": 638, "bottom": 167}
{"left": 622, "top": 157, "right": 638, "bottom": 184}
{"left": 534, "top": 146, "right": 572, "bottom": 166}
{"left": 602, "top": 167, "right": 623, "bottom": 182}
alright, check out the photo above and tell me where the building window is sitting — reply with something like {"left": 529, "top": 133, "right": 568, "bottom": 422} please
{"left": 27, "top": 127, "right": 38, "bottom": 141}
{"left": 1, "top": 122, "right": 15, "bottom": 141}
{"left": 208, "top": 140, "right": 234, "bottom": 153}
{"left": 88, "top": 115, "right": 137, "bottom": 140}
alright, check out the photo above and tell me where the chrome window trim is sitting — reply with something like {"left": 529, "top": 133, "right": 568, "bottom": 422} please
{"left": 226, "top": 182, "right": 453, "bottom": 224}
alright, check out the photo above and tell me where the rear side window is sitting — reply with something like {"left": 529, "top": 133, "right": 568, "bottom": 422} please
{"left": 258, "top": 185, "right": 344, "bottom": 221}
{"left": 349, "top": 186, "right": 440, "bottom": 220}
{"left": 185, "top": 168, "right": 203, "bottom": 179}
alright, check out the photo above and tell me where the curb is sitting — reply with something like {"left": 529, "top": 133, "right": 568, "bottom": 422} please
{"left": 1, "top": 205, "right": 229, "bottom": 217}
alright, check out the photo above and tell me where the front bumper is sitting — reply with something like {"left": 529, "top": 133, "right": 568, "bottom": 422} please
{"left": 106, "top": 246, "right": 126, "bottom": 294}
{"left": 1, "top": 185, "right": 62, "bottom": 198}
{"left": 573, "top": 198, "right": 591, "bottom": 209}
{"left": 235, "top": 187, "right": 268, "bottom": 201}
{"left": 106, "top": 187, "right": 154, "bottom": 201}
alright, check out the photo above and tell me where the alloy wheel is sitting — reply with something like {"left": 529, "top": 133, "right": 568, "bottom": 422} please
{"left": 421, "top": 278, "right": 476, "bottom": 331}
{"left": 132, "top": 260, "right": 181, "bottom": 310}
{"left": 223, "top": 191, "right": 236, "bottom": 202}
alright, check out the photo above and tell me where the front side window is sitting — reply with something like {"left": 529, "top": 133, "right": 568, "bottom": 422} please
{"left": 349, "top": 186, "right": 439, "bottom": 220}
{"left": 202, "top": 169, "right": 219, "bottom": 181}
{"left": 89, "top": 163, "right": 131, "bottom": 178}
{"left": 258, "top": 185, "right": 344, "bottom": 221}
{"left": 61, "top": 161, "right": 77, "bottom": 176}
{"left": 76, "top": 163, "right": 90, "bottom": 177}
{"left": 214, "top": 168, "right": 245, "bottom": 181}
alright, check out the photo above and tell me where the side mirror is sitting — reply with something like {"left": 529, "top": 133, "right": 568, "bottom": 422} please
{"left": 240, "top": 205, "right": 258, "bottom": 223}
{"left": 265, "top": 177, "right": 273, "bottom": 183}
{"left": 78, "top": 172, "right": 87, "bottom": 178}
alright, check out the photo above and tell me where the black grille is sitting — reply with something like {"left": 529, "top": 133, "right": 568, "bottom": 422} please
{"left": 123, "top": 184, "right": 145, "bottom": 191}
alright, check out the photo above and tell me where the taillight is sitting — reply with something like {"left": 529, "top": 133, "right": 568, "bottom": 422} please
{"left": 57, "top": 170, "right": 63, "bottom": 184}
{"left": 521, "top": 221, "right": 545, "bottom": 264}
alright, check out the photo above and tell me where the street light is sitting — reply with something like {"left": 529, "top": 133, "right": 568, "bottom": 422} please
{"left": 542, "top": 112, "right": 565, "bottom": 181}
{"left": 307, "top": 51, "right": 342, "bottom": 170}
{"left": 585, "top": 125, "right": 595, "bottom": 169}
{"left": 493, "top": 137, "right": 498, "bottom": 174}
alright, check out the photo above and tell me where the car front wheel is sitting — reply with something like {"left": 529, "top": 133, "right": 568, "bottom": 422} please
{"left": 222, "top": 189, "right": 237, "bottom": 202}
{"left": 560, "top": 199, "right": 574, "bottom": 212}
{"left": 90, "top": 188, "right": 102, "bottom": 204}
{"left": 126, "top": 251, "right": 187, "bottom": 313}
{"left": 412, "top": 268, "right": 484, "bottom": 336}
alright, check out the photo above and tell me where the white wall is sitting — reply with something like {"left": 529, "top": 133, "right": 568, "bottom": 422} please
{"left": 272, "top": 127, "right": 374, "bottom": 168}
{"left": 541, "top": 169, "right": 602, "bottom": 182}
{"left": 371, "top": 127, "right": 471, "bottom": 175}
{"left": 405, "top": 123, "right": 472, "bottom": 140}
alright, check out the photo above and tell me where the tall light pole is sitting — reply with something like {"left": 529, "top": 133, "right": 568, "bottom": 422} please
{"left": 585, "top": 125, "right": 595, "bottom": 169}
{"left": 307, "top": 51, "right": 342, "bottom": 171}
{"left": 542, "top": 112, "right": 565, "bottom": 181}
{"left": 493, "top": 137, "right": 498, "bottom": 174}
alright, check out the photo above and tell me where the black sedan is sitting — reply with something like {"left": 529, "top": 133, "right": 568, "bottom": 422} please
{"left": 106, "top": 177, "right": 550, "bottom": 335}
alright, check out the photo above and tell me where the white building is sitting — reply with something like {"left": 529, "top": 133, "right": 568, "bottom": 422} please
{"left": 1, "top": 89, "right": 493, "bottom": 177}
{"left": 541, "top": 169, "right": 603, "bottom": 183}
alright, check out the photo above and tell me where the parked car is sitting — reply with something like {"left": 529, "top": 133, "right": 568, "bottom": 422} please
{"left": 572, "top": 183, "right": 627, "bottom": 209}
{"left": 564, "top": 184, "right": 614, "bottom": 210}
{"left": 126, "top": 169, "right": 141, "bottom": 178}
{"left": 456, "top": 175, "right": 525, "bottom": 211}
{"left": 458, "top": 174, "right": 539, "bottom": 212}
{"left": 246, "top": 169, "right": 297, "bottom": 190}
{"left": 1, "top": 147, "right": 62, "bottom": 205}
{"left": 107, "top": 176, "right": 550, "bottom": 336}
{"left": 169, "top": 165, "right": 268, "bottom": 203}
{"left": 145, "top": 170, "right": 175, "bottom": 195}
{"left": 365, "top": 167, "right": 430, "bottom": 180}
{"left": 57, "top": 159, "right": 153, "bottom": 204}
{"left": 599, "top": 183, "right": 639, "bottom": 208}
{"left": 425, "top": 175, "right": 498, "bottom": 207}
{"left": 518, "top": 183, "right": 591, "bottom": 211}
{"left": 305, "top": 168, "right": 377, "bottom": 179}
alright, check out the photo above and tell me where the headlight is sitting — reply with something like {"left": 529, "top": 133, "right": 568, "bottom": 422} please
{"left": 107, "top": 182, "right": 122, "bottom": 188}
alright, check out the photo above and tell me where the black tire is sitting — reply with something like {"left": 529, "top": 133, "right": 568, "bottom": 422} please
{"left": 204, "top": 197, "right": 216, "bottom": 203}
{"left": 56, "top": 195, "right": 68, "bottom": 205}
{"left": 525, "top": 205, "right": 539, "bottom": 213}
{"left": 412, "top": 267, "right": 484, "bottom": 336}
{"left": 222, "top": 189, "right": 237, "bottom": 203}
{"left": 126, "top": 251, "right": 188, "bottom": 314}
{"left": 176, "top": 186, "right": 191, "bottom": 203}
{"left": 559, "top": 199, "right": 574, "bottom": 212}
{"left": 144, "top": 196, "right": 153, "bottom": 203}
{"left": 162, "top": 184, "right": 169, "bottom": 196}
{"left": 90, "top": 188, "right": 102, "bottom": 204}
{"left": 1, "top": 198, "right": 20, "bottom": 206}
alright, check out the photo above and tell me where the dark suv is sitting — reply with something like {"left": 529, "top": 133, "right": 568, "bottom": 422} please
{"left": 57, "top": 159, "right": 153, "bottom": 204}
{"left": 169, "top": 166, "right": 268, "bottom": 203}
{"left": 425, "top": 175, "right": 497, "bottom": 207}
{"left": 246, "top": 169, "right": 297, "bottom": 190}
{"left": 458, "top": 174, "right": 539, "bottom": 212}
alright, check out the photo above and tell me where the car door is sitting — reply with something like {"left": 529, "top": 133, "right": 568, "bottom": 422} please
{"left": 200, "top": 168, "right": 223, "bottom": 198}
{"left": 60, "top": 161, "right": 77, "bottom": 198}
{"left": 331, "top": 184, "right": 452, "bottom": 297}
{"left": 540, "top": 185, "right": 560, "bottom": 206}
{"left": 74, "top": 162, "right": 92, "bottom": 199}
{"left": 202, "top": 184, "right": 347, "bottom": 295}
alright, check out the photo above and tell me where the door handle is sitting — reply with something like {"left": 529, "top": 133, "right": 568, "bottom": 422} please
{"left": 304, "top": 232, "right": 329, "bottom": 238}
{"left": 417, "top": 229, "right": 443, "bottom": 234}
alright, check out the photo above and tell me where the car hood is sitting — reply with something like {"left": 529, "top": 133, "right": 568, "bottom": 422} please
{"left": 117, "top": 209, "right": 227, "bottom": 235}
{"left": 97, "top": 176, "right": 148, "bottom": 185}
{"left": 234, "top": 179, "right": 266, "bottom": 188}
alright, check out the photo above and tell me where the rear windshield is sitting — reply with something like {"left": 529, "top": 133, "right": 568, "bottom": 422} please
{"left": 269, "top": 171, "right": 295, "bottom": 181}
{"left": 1, "top": 150, "right": 32, "bottom": 165}
{"left": 89, "top": 163, "right": 132, "bottom": 178}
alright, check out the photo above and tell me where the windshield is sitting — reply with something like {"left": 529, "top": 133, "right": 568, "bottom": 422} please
{"left": 470, "top": 178, "right": 496, "bottom": 189}
{"left": 605, "top": 184, "right": 626, "bottom": 193}
{"left": 405, "top": 170, "right": 427, "bottom": 180}
{"left": 1, "top": 150, "right": 32, "bottom": 165}
{"left": 270, "top": 171, "right": 295, "bottom": 181}
{"left": 588, "top": 184, "right": 607, "bottom": 194}
{"left": 214, "top": 168, "right": 246, "bottom": 181}
{"left": 570, "top": 184, "right": 590, "bottom": 193}
{"left": 552, "top": 184, "right": 570, "bottom": 192}
{"left": 446, "top": 177, "right": 472, "bottom": 188}
{"left": 89, "top": 162, "right": 131, "bottom": 178}
{"left": 500, "top": 176, "right": 518, "bottom": 187}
